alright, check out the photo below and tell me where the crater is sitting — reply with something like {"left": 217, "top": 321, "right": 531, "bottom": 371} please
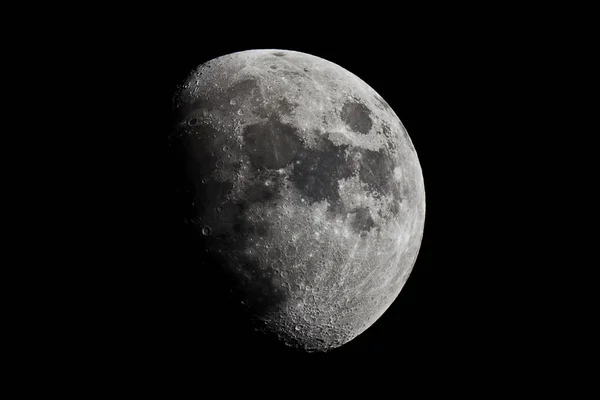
{"left": 278, "top": 98, "right": 298, "bottom": 115}
{"left": 178, "top": 78, "right": 260, "bottom": 119}
{"left": 272, "top": 52, "right": 286, "bottom": 57}
{"left": 340, "top": 100, "right": 373, "bottom": 135}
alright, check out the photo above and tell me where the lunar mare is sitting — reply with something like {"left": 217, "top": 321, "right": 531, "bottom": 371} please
{"left": 172, "top": 49, "right": 425, "bottom": 351}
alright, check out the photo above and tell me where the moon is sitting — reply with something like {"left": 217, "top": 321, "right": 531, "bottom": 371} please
{"left": 172, "top": 49, "right": 425, "bottom": 352}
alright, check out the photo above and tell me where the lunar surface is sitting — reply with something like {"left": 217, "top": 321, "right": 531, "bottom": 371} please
{"left": 171, "top": 49, "right": 425, "bottom": 352}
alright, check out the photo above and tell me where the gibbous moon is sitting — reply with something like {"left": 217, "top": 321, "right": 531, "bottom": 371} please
{"left": 172, "top": 49, "right": 425, "bottom": 352}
